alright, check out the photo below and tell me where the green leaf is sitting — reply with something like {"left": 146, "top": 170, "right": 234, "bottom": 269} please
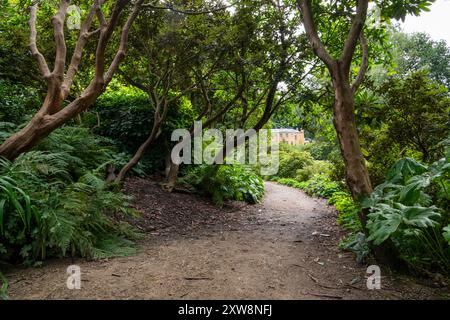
{"left": 387, "top": 157, "right": 428, "bottom": 181}
{"left": 443, "top": 225, "right": 450, "bottom": 245}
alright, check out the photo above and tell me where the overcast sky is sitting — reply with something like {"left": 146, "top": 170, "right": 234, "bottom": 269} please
{"left": 400, "top": 0, "right": 450, "bottom": 44}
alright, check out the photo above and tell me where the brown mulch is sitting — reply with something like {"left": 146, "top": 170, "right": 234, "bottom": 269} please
{"left": 120, "top": 176, "right": 250, "bottom": 237}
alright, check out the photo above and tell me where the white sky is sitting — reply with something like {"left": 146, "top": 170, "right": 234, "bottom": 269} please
{"left": 400, "top": 0, "right": 450, "bottom": 44}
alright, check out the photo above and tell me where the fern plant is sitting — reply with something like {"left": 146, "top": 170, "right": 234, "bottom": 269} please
{"left": 0, "top": 125, "right": 140, "bottom": 265}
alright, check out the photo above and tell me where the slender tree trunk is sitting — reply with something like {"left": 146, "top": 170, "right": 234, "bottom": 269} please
{"left": 115, "top": 124, "right": 162, "bottom": 183}
{"left": 163, "top": 161, "right": 180, "bottom": 191}
{"left": 331, "top": 65, "right": 403, "bottom": 267}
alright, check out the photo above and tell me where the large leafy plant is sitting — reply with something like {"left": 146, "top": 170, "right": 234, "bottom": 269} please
{"left": 363, "top": 156, "right": 450, "bottom": 273}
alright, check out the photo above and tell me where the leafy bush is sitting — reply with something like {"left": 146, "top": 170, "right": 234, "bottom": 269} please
{"left": 277, "top": 145, "right": 314, "bottom": 179}
{"left": 184, "top": 165, "right": 264, "bottom": 205}
{"left": 0, "top": 125, "right": 139, "bottom": 265}
{"left": 276, "top": 178, "right": 306, "bottom": 189}
{"left": 300, "top": 174, "right": 341, "bottom": 198}
{"left": 363, "top": 156, "right": 450, "bottom": 274}
{"left": 89, "top": 87, "right": 196, "bottom": 174}
{"left": 299, "top": 141, "right": 335, "bottom": 161}
{"left": 339, "top": 232, "right": 370, "bottom": 264}
{"left": 328, "top": 191, "right": 361, "bottom": 232}
{"left": 295, "top": 160, "right": 333, "bottom": 182}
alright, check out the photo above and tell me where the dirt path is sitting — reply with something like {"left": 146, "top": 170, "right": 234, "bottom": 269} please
{"left": 5, "top": 181, "right": 447, "bottom": 299}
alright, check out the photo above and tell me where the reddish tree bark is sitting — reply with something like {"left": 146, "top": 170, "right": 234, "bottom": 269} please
{"left": 298, "top": 0, "right": 402, "bottom": 267}
{"left": 0, "top": 0, "right": 144, "bottom": 160}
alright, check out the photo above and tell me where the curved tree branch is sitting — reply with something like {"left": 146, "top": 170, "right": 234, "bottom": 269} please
{"left": 52, "top": 0, "right": 69, "bottom": 79}
{"left": 29, "top": 4, "right": 51, "bottom": 80}
{"left": 340, "top": 0, "right": 368, "bottom": 72}
{"left": 351, "top": 32, "right": 369, "bottom": 93}
{"left": 297, "top": 0, "right": 334, "bottom": 69}
{"left": 104, "top": 0, "right": 144, "bottom": 86}
{"left": 62, "top": 0, "right": 104, "bottom": 99}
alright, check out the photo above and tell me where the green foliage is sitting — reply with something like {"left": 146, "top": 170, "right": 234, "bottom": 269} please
{"left": 300, "top": 141, "right": 335, "bottom": 161}
{"left": 0, "top": 271, "right": 7, "bottom": 300}
{"left": 375, "top": 71, "right": 450, "bottom": 162}
{"left": 276, "top": 178, "right": 306, "bottom": 189}
{"left": 444, "top": 225, "right": 450, "bottom": 246}
{"left": 339, "top": 232, "right": 370, "bottom": 264}
{"left": 90, "top": 88, "right": 196, "bottom": 174}
{"left": 391, "top": 32, "right": 450, "bottom": 88}
{"left": 300, "top": 175, "right": 341, "bottom": 198}
{"left": 184, "top": 165, "right": 264, "bottom": 205}
{"left": 329, "top": 191, "right": 361, "bottom": 232}
{"left": 91, "top": 88, "right": 156, "bottom": 153}
{"left": 0, "top": 80, "right": 40, "bottom": 124}
{"left": 295, "top": 160, "right": 333, "bottom": 182}
{"left": 277, "top": 145, "right": 314, "bottom": 179}
{"left": 274, "top": 144, "right": 335, "bottom": 184}
{"left": 276, "top": 175, "right": 341, "bottom": 201}
{"left": 363, "top": 155, "right": 450, "bottom": 274}
{"left": 0, "top": 125, "right": 139, "bottom": 265}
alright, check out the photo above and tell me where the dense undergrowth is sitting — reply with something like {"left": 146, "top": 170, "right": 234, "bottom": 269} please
{"left": 273, "top": 141, "right": 450, "bottom": 275}
{"left": 0, "top": 124, "right": 141, "bottom": 269}
{"left": 182, "top": 164, "right": 265, "bottom": 205}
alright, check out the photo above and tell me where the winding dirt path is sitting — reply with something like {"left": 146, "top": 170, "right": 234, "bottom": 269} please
{"left": 5, "top": 182, "right": 446, "bottom": 299}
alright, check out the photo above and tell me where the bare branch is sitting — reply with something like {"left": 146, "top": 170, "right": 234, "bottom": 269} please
{"left": 297, "top": 0, "right": 334, "bottom": 69}
{"left": 96, "top": 3, "right": 107, "bottom": 27}
{"left": 29, "top": 4, "right": 51, "bottom": 80}
{"left": 119, "top": 69, "right": 149, "bottom": 92}
{"left": 52, "top": 0, "right": 70, "bottom": 79}
{"left": 340, "top": 0, "right": 368, "bottom": 71}
{"left": 93, "top": 0, "right": 130, "bottom": 84}
{"left": 62, "top": 0, "right": 103, "bottom": 98}
{"left": 104, "top": 0, "right": 145, "bottom": 86}
{"left": 351, "top": 32, "right": 369, "bottom": 93}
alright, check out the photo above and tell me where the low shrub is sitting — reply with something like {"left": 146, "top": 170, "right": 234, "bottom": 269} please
{"left": 89, "top": 87, "right": 196, "bottom": 174}
{"left": 328, "top": 191, "right": 361, "bottom": 232}
{"left": 295, "top": 160, "right": 333, "bottom": 182}
{"left": 300, "top": 174, "right": 341, "bottom": 198}
{"left": 0, "top": 80, "right": 40, "bottom": 124}
{"left": 183, "top": 165, "right": 264, "bottom": 205}
{"left": 277, "top": 145, "right": 314, "bottom": 179}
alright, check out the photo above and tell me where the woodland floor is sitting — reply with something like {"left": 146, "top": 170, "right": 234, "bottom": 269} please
{"left": 5, "top": 180, "right": 449, "bottom": 299}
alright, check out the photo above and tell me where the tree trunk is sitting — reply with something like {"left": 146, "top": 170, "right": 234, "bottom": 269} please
{"left": 0, "top": 0, "right": 143, "bottom": 161}
{"left": 332, "top": 66, "right": 404, "bottom": 268}
{"left": 0, "top": 113, "right": 52, "bottom": 160}
{"left": 0, "top": 85, "right": 100, "bottom": 161}
{"left": 332, "top": 67, "right": 372, "bottom": 206}
{"left": 162, "top": 161, "right": 180, "bottom": 192}
{"left": 115, "top": 125, "right": 162, "bottom": 183}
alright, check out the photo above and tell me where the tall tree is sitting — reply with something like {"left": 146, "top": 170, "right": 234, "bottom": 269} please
{"left": 392, "top": 31, "right": 450, "bottom": 88}
{"left": 0, "top": 0, "right": 143, "bottom": 160}
{"left": 297, "top": 0, "right": 434, "bottom": 265}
